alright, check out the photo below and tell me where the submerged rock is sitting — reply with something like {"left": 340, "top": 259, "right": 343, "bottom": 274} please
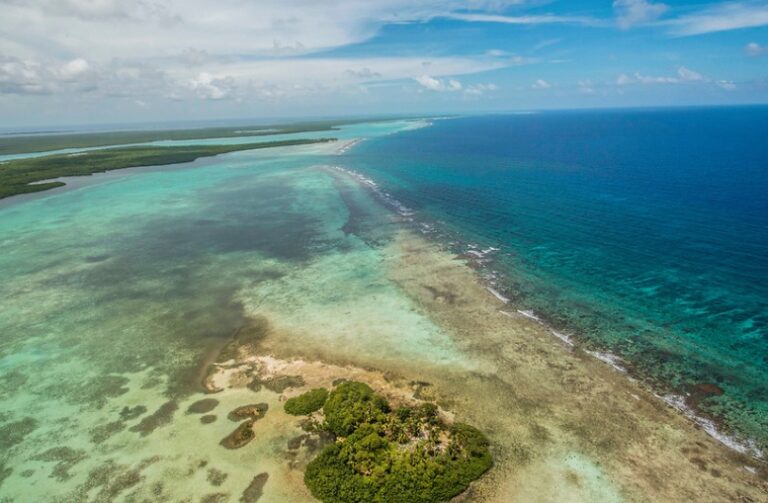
{"left": 227, "top": 403, "right": 268, "bottom": 422}
{"left": 220, "top": 420, "right": 255, "bottom": 449}
{"left": 200, "top": 414, "right": 217, "bottom": 424}
{"left": 240, "top": 472, "right": 269, "bottom": 502}
{"left": 188, "top": 398, "right": 219, "bottom": 414}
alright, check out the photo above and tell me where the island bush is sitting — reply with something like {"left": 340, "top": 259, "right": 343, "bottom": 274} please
{"left": 323, "top": 381, "right": 390, "bottom": 436}
{"left": 284, "top": 388, "right": 329, "bottom": 416}
{"left": 303, "top": 381, "right": 493, "bottom": 503}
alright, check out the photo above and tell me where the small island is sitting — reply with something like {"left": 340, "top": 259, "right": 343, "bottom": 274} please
{"left": 0, "top": 138, "right": 335, "bottom": 199}
{"left": 285, "top": 381, "right": 493, "bottom": 503}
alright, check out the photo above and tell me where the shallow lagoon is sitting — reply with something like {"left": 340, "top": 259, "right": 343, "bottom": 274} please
{"left": 0, "top": 121, "right": 460, "bottom": 501}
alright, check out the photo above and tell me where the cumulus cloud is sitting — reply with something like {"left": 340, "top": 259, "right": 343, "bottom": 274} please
{"left": 613, "top": 0, "right": 668, "bottom": 28}
{"left": 532, "top": 79, "right": 552, "bottom": 89}
{"left": 58, "top": 58, "right": 91, "bottom": 80}
{"left": 745, "top": 42, "right": 768, "bottom": 56}
{"left": 185, "top": 72, "right": 236, "bottom": 100}
{"left": 414, "top": 76, "right": 498, "bottom": 96}
{"left": 0, "top": 55, "right": 51, "bottom": 94}
{"left": 617, "top": 66, "right": 705, "bottom": 85}
{"left": 415, "top": 75, "right": 463, "bottom": 92}
{"left": 464, "top": 82, "right": 498, "bottom": 95}
{"left": 0, "top": 54, "right": 100, "bottom": 94}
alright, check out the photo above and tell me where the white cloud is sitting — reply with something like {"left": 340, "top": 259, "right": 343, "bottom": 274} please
{"left": 615, "top": 66, "right": 739, "bottom": 91}
{"left": 0, "top": 1, "right": 531, "bottom": 105}
{"left": 58, "top": 58, "right": 91, "bottom": 80}
{"left": 345, "top": 67, "right": 383, "bottom": 80}
{"left": 185, "top": 72, "right": 235, "bottom": 100}
{"left": 616, "top": 73, "right": 633, "bottom": 85}
{"left": 0, "top": 54, "right": 100, "bottom": 94}
{"left": 532, "top": 79, "right": 552, "bottom": 89}
{"left": 578, "top": 79, "right": 596, "bottom": 94}
{"left": 415, "top": 76, "right": 498, "bottom": 96}
{"left": 716, "top": 80, "right": 737, "bottom": 90}
{"left": 613, "top": 0, "right": 668, "bottom": 29}
{"left": 0, "top": 55, "right": 51, "bottom": 94}
{"left": 464, "top": 82, "right": 498, "bottom": 95}
{"left": 664, "top": 2, "right": 768, "bottom": 36}
{"left": 0, "top": 1, "right": 561, "bottom": 62}
{"left": 532, "top": 38, "right": 561, "bottom": 52}
{"left": 485, "top": 49, "right": 508, "bottom": 57}
{"left": 745, "top": 42, "right": 768, "bottom": 56}
{"left": 676, "top": 66, "right": 703, "bottom": 82}
{"left": 415, "top": 75, "right": 463, "bottom": 92}
{"left": 444, "top": 13, "right": 599, "bottom": 26}
{"left": 510, "top": 55, "right": 535, "bottom": 65}
{"left": 617, "top": 66, "right": 705, "bottom": 85}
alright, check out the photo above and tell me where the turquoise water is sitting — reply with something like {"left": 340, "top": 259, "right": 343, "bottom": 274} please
{"left": 344, "top": 108, "right": 768, "bottom": 451}
{"left": 0, "top": 120, "right": 468, "bottom": 500}
{"left": 1, "top": 111, "right": 765, "bottom": 501}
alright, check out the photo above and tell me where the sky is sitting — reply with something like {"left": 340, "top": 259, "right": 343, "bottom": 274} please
{"left": 1, "top": 0, "right": 767, "bottom": 127}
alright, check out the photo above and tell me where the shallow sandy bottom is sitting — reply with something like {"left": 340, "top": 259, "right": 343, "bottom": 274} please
{"left": 206, "top": 223, "right": 768, "bottom": 502}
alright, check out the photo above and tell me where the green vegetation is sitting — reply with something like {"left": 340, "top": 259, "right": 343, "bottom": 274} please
{"left": 0, "top": 138, "right": 334, "bottom": 199}
{"left": 298, "top": 381, "right": 493, "bottom": 503}
{"left": 0, "top": 122, "right": 339, "bottom": 154}
{"left": 0, "top": 116, "right": 416, "bottom": 155}
{"left": 284, "top": 388, "right": 329, "bottom": 416}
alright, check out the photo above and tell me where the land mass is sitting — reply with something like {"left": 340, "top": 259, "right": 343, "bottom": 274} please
{"left": 293, "top": 381, "right": 493, "bottom": 503}
{"left": 0, "top": 117, "right": 412, "bottom": 155}
{"left": 0, "top": 138, "right": 335, "bottom": 199}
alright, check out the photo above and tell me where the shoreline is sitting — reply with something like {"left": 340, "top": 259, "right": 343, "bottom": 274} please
{"left": 329, "top": 163, "right": 767, "bottom": 464}
{"left": 223, "top": 209, "right": 767, "bottom": 500}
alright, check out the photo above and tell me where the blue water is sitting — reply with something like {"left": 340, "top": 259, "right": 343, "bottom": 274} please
{"left": 345, "top": 107, "right": 768, "bottom": 448}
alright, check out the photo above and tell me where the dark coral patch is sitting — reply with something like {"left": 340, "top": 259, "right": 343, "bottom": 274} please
{"left": 227, "top": 403, "right": 268, "bottom": 422}
{"left": 129, "top": 401, "right": 178, "bottom": 436}
{"left": 0, "top": 463, "right": 12, "bottom": 488}
{"left": 207, "top": 467, "right": 229, "bottom": 486}
{"left": 188, "top": 398, "right": 219, "bottom": 414}
{"left": 251, "top": 375, "right": 305, "bottom": 393}
{"left": 119, "top": 405, "right": 148, "bottom": 421}
{"left": 201, "top": 493, "right": 229, "bottom": 503}
{"left": 33, "top": 446, "right": 87, "bottom": 481}
{"left": 220, "top": 420, "right": 255, "bottom": 449}
{"left": 0, "top": 417, "right": 38, "bottom": 450}
{"left": 240, "top": 472, "right": 269, "bottom": 502}
{"left": 90, "top": 420, "right": 126, "bottom": 444}
{"left": 201, "top": 414, "right": 218, "bottom": 424}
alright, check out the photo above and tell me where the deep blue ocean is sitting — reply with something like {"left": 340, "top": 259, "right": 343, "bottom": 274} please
{"left": 346, "top": 107, "right": 768, "bottom": 449}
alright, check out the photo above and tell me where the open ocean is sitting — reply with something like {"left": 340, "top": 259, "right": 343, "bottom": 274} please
{"left": 345, "top": 107, "right": 768, "bottom": 451}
